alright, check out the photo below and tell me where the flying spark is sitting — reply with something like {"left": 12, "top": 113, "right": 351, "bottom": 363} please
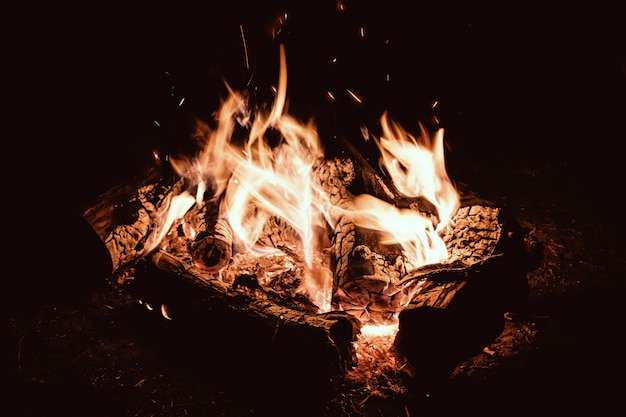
{"left": 346, "top": 89, "right": 363, "bottom": 104}
{"left": 239, "top": 24, "right": 250, "bottom": 70}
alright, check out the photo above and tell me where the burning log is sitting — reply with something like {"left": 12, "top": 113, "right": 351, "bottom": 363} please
{"left": 80, "top": 166, "right": 362, "bottom": 375}
{"left": 316, "top": 139, "right": 512, "bottom": 326}
{"left": 81, "top": 167, "right": 179, "bottom": 275}
{"left": 393, "top": 211, "right": 538, "bottom": 383}
{"left": 328, "top": 198, "right": 515, "bottom": 325}
{"left": 329, "top": 212, "right": 408, "bottom": 324}
{"left": 133, "top": 250, "right": 361, "bottom": 374}
{"left": 81, "top": 165, "right": 234, "bottom": 277}
{"left": 313, "top": 153, "right": 409, "bottom": 324}
{"left": 186, "top": 199, "right": 233, "bottom": 272}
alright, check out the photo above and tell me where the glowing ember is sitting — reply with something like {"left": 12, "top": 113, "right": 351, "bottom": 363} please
{"left": 360, "top": 322, "right": 399, "bottom": 338}
{"left": 140, "top": 44, "right": 460, "bottom": 319}
{"left": 348, "top": 322, "right": 407, "bottom": 398}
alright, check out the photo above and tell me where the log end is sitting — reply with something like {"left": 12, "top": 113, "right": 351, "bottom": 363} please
{"left": 191, "top": 234, "right": 233, "bottom": 272}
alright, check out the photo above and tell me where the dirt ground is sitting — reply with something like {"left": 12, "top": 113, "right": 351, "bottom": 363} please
{"left": 2, "top": 2, "right": 625, "bottom": 416}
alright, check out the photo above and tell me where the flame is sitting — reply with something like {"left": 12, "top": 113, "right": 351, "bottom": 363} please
{"left": 218, "top": 46, "right": 333, "bottom": 271}
{"left": 360, "top": 322, "right": 399, "bottom": 338}
{"left": 141, "top": 44, "right": 460, "bottom": 314}
{"left": 142, "top": 191, "right": 196, "bottom": 254}
{"left": 351, "top": 194, "right": 449, "bottom": 267}
{"left": 352, "top": 115, "right": 460, "bottom": 270}
{"left": 377, "top": 115, "right": 459, "bottom": 229}
{"left": 141, "top": 45, "right": 335, "bottom": 312}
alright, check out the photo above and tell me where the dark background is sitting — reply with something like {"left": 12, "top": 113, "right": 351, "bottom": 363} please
{"left": 3, "top": 0, "right": 624, "bottom": 205}
{"left": 1, "top": 1, "right": 625, "bottom": 415}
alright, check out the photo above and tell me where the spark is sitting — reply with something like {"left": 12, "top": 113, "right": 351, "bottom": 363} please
{"left": 360, "top": 126, "right": 370, "bottom": 141}
{"left": 483, "top": 346, "right": 495, "bottom": 355}
{"left": 245, "top": 67, "right": 256, "bottom": 87}
{"left": 178, "top": 97, "right": 185, "bottom": 107}
{"left": 239, "top": 24, "right": 250, "bottom": 70}
{"left": 153, "top": 120, "right": 161, "bottom": 127}
{"left": 161, "top": 304, "right": 173, "bottom": 320}
{"left": 346, "top": 89, "right": 363, "bottom": 104}
{"left": 152, "top": 149, "right": 162, "bottom": 165}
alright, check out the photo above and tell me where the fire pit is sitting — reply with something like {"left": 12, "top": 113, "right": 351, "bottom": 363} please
{"left": 79, "top": 46, "right": 539, "bottom": 401}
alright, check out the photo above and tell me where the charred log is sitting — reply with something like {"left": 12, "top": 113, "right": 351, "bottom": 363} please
{"left": 329, "top": 203, "right": 512, "bottom": 326}
{"left": 81, "top": 167, "right": 179, "bottom": 275}
{"left": 188, "top": 199, "right": 233, "bottom": 272}
{"left": 316, "top": 142, "right": 516, "bottom": 324}
{"left": 314, "top": 156, "right": 408, "bottom": 324}
{"left": 81, "top": 165, "right": 237, "bottom": 277}
{"left": 317, "top": 145, "right": 519, "bottom": 325}
{"left": 130, "top": 250, "right": 361, "bottom": 375}
{"left": 393, "top": 213, "right": 540, "bottom": 383}
{"left": 330, "top": 214, "right": 408, "bottom": 324}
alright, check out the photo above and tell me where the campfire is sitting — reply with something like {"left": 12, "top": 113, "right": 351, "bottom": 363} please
{"left": 81, "top": 45, "right": 537, "bottom": 390}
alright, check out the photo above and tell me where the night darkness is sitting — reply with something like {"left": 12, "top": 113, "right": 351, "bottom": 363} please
{"left": 3, "top": 1, "right": 625, "bottom": 206}
{"left": 2, "top": 1, "right": 626, "bottom": 416}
